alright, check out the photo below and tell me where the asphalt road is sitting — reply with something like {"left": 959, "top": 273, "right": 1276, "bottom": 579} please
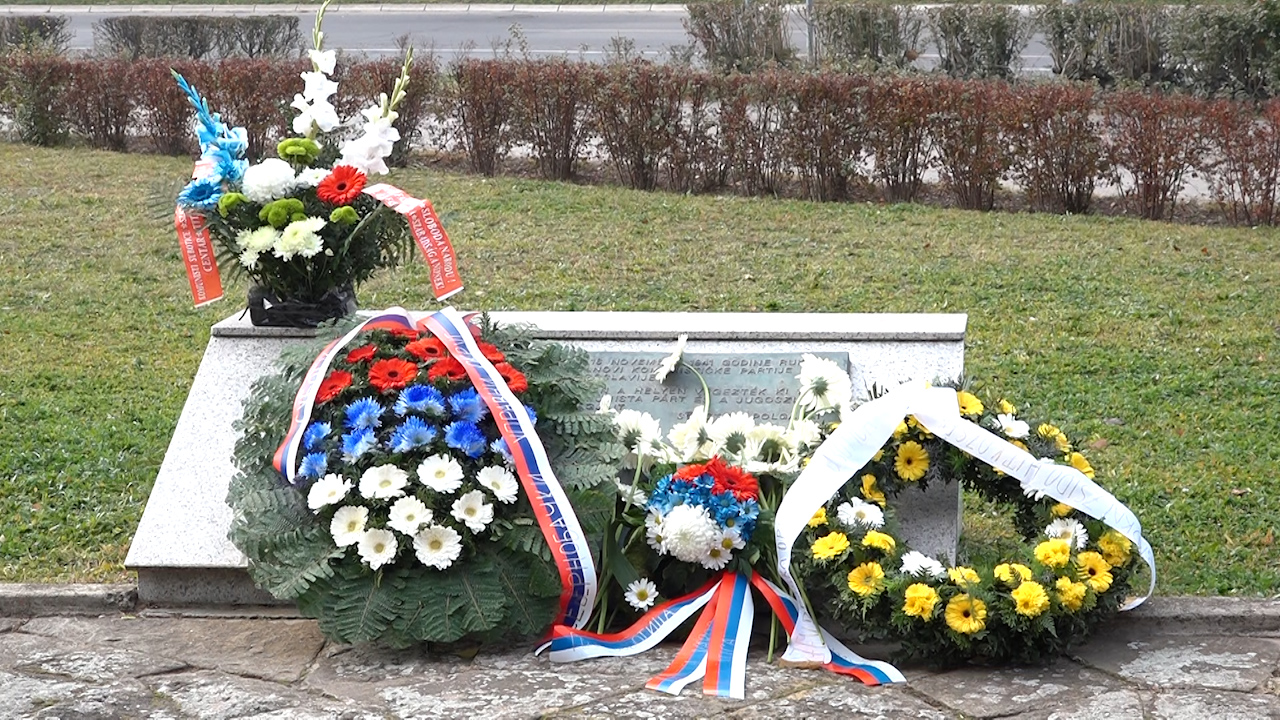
{"left": 31, "top": 4, "right": 1054, "bottom": 69}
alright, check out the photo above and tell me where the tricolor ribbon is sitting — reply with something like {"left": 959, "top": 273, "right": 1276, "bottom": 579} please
{"left": 539, "top": 570, "right": 899, "bottom": 699}
{"left": 273, "top": 307, "right": 595, "bottom": 630}
{"left": 772, "top": 382, "right": 1158, "bottom": 667}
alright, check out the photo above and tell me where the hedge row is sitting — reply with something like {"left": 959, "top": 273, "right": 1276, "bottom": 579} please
{"left": 4, "top": 53, "right": 1280, "bottom": 225}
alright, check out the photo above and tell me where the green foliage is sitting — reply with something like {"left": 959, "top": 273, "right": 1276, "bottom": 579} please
{"left": 812, "top": 0, "right": 924, "bottom": 71}
{"left": 684, "top": 0, "right": 797, "bottom": 74}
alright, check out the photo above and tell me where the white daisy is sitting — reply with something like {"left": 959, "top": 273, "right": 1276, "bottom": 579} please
{"left": 357, "top": 529, "right": 398, "bottom": 570}
{"left": 702, "top": 543, "right": 732, "bottom": 570}
{"left": 836, "top": 499, "right": 885, "bottom": 529}
{"left": 330, "top": 506, "right": 368, "bottom": 547}
{"left": 359, "top": 464, "right": 409, "bottom": 500}
{"left": 387, "top": 496, "right": 432, "bottom": 536}
{"left": 451, "top": 490, "right": 494, "bottom": 533}
{"left": 996, "top": 413, "right": 1030, "bottom": 439}
{"left": 614, "top": 478, "right": 648, "bottom": 506}
{"left": 624, "top": 578, "right": 659, "bottom": 610}
{"left": 413, "top": 524, "right": 462, "bottom": 570}
{"left": 654, "top": 334, "right": 689, "bottom": 382}
{"left": 660, "top": 504, "right": 720, "bottom": 564}
{"left": 417, "top": 454, "right": 464, "bottom": 494}
{"left": 668, "top": 405, "right": 713, "bottom": 462}
{"left": 796, "top": 353, "right": 852, "bottom": 413}
{"left": 717, "top": 527, "right": 746, "bottom": 551}
{"left": 307, "top": 473, "right": 350, "bottom": 512}
{"left": 708, "top": 411, "right": 756, "bottom": 456}
{"left": 476, "top": 466, "right": 519, "bottom": 504}
{"left": 899, "top": 550, "right": 946, "bottom": 579}
{"left": 1045, "top": 518, "right": 1089, "bottom": 550}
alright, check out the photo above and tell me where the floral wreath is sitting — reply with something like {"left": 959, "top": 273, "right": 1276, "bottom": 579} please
{"left": 794, "top": 391, "right": 1144, "bottom": 666}
{"left": 229, "top": 314, "right": 620, "bottom": 648}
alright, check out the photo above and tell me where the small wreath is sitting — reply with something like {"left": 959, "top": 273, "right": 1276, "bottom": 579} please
{"left": 228, "top": 316, "right": 621, "bottom": 648}
{"left": 795, "top": 391, "right": 1141, "bottom": 666}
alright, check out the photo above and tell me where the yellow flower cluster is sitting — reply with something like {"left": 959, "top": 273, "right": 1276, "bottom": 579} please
{"left": 1011, "top": 581, "right": 1050, "bottom": 617}
{"left": 808, "top": 508, "right": 828, "bottom": 528}
{"left": 1098, "top": 530, "right": 1132, "bottom": 567}
{"left": 862, "top": 530, "right": 896, "bottom": 553}
{"left": 1034, "top": 539, "right": 1072, "bottom": 569}
{"left": 994, "top": 563, "right": 1032, "bottom": 586}
{"left": 895, "top": 441, "right": 929, "bottom": 481}
{"left": 945, "top": 594, "right": 986, "bottom": 634}
{"left": 956, "top": 391, "right": 984, "bottom": 417}
{"left": 948, "top": 566, "right": 981, "bottom": 588}
{"left": 847, "top": 562, "right": 885, "bottom": 596}
{"left": 810, "top": 531, "right": 849, "bottom": 560}
{"left": 902, "top": 583, "right": 939, "bottom": 618}
{"left": 860, "top": 474, "right": 886, "bottom": 506}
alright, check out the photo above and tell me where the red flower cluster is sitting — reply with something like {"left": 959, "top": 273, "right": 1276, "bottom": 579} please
{"left": 369, "top": 358, "right": 419, "bottom": 392}
{"left": 675, "top": 456, "right": 759, "bottom": 501}
{"left": 316, "top": 370, "right": 353, "bottom": 403}
{"left": 316, "top": 164, "right": 367, "bottom": 206}
{"left": 345, "top": 344, "right": 377, "bottom": 364}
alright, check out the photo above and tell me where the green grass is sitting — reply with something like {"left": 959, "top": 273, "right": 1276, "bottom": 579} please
{"left": 2, "top": 142, "right": 1278, "bottom": 596}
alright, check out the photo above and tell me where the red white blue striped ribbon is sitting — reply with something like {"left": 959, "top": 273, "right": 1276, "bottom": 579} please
{"left": 420, "top": 307, "right": 598, "bottom": 629}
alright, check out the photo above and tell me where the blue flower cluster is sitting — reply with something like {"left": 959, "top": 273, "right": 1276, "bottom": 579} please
{"left": 173, "top": 72, "right": 248, "bottom": 212}
{"left": 646, "top": 473, "right": 760, "bottom": 543}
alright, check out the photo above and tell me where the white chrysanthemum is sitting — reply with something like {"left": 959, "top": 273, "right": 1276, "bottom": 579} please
{"left": 660, "top": 504, "right": 720, "bottom": 564}
{"left": 1045, "top": 518, "right": 1089, "bottom": 550}
{"left": 615, "top": 478, "right": 648, "bottom": 506}
{"left": 295, "top": 167, "right": 330, "bottom": 188}
{"left": 359, "top": 464, "right": 409, "bottom": 500}
{"left": 239, "top": 248, "right": 260, "bottom": 271}
{"left": 743, "top": 442, "right": 799, "bottom": 475}
{"left": 451, "top": 490, "right": 494, "bottom": 533}
{"left": 899, "top": 550, "right": 946, "bottom": 579}
{"left": 996, "top": 413, "right": 1030, "bottom": 439}
{"left": 786, "top": 418, "right": 823, "bottom": 449}
{"left": 624, "top": 578, "right": 659, "bottom": 610}
{"left": 241, "top": 158, "right": 297, "bottom": 203}
{"left": 597, "top": 394, "right": 614, "bottom": 415}
{"left": 236, "top": 225, "right": 279, "bottom": 253}
{"left": 330, "top": 506, "right": 368, "bottom": 547}
{"left": 796, "top": 353, "right": 852, "bottom": 413}
{"left": 357, "top": 528, "right": 398, "bottom": 570}
{"left": 413, "top": 524, "right": 462, "bottom": 570}
{"left": 387, "top": 496, "right": 432, "bottom": 536}
{"left": 417, "top": 454, "right": 464, "bottom": 494}
{"left": 668, "top": 405, "right": 713, "bottom": 462}
{"left": 477, "top": 466, "right": 519, "bottom": 504}
{"left": 708, "top": 411, "right": 755, "bottom": 456}
{"left": 615, "top": 409, "right": 662, "bottom": 453}
{"left": 702, "top": 543, "right": 732, "bottom": 570}
{"left": 274, "top": 216, "right": 326, "bottom": 261}
{"left": 654, "top": 334, "right": 688, "bottom": 382}
{"left": 307, "top": 473, "right": 351, "bottom": 511}
{"left": 836, "top": 499, "right": 885, "bottom": 529}
{"left": 308, "top": 48, "right": 336, "bottom": 75}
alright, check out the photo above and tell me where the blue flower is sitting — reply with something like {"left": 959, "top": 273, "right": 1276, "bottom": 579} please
{"left": 448, "top": 388, "right": 489, "bottom": 424}
{"left": 692, "top": 472, "right": 715, "bottom": 490}
{"left": 444, "top": 421, "right": 487, "bottom": 458}
{"left": 177, "top": 176, "right": 223, "bottom": 211}
{"left": 207, "top": 145, "right": 247, "bottom": 185}
{"left": 388, "top": 416, "right": 438, "bottom": 453}
{"left": 523, "top": 404, "right": 538, "bottom": 425}
{"left": 342, "top": 428, "right": 377, "bottom": 461}
{"left": 490, "top": 437, "right": 514, "bottom": 464}
{"left": 394, "top": 385, "right": 445, "bottom": 416}
{"left": 303, "top": 421, "right": 331, "bottom": 450}
{"left": 736, "top": 498, "right": 760, "bottom": 523}
{"left": 344, "top": 397, "right": 384, "bottom": 431}
{"left": 298, "top": 452, "right": 327, "bottom": 479}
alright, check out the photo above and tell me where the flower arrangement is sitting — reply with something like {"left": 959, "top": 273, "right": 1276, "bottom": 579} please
{"left": 229, "top": 314, "right": 621, "bottom": 647}
{"left": 174, "top": 0, "right": 435, "bottom": 325}
{"left": 795, "top": 393, "right": 1142, "bottom": 665}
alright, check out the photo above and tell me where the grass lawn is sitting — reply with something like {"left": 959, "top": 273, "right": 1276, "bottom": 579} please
{"left": 1, "top": 142, "right": 1277, "bottom": 596}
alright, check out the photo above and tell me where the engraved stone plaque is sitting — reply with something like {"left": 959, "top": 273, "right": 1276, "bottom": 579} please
{"left": 589, "top": 352, "right": 849, "bottom": 428}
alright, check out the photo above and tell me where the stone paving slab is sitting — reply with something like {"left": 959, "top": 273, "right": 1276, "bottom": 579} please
{"left": 1072, "top": 627, "right": 1280, "bottom": 692}
{"left": 908, "top": 660, "right": 1126, "bottom": 718}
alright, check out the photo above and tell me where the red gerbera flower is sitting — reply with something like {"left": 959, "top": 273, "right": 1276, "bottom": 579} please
{"left": 428, "top": 356, "right": 470, "bottom": 383}
{"left": 345, "top": 344, "right": 377, "bottom": 364}
{"left": 390, "top": 328, "right": 420, "bottom": 340}
{"left": 494, "top": 362, "right": 528, "bottom": 393}
{"left": 706, "top": 456, "right": 760, "bottom": 501}
{"left": 673, "top": 461, "right": 709, "bottom": 482}
{"left": 316, "top": 164, "right": 367, "bottom": 205}
{"left": 368, "top": 358, "right": 418, "bottom": 392}
{"left": 406, "top": 337, "right": 448, "bottom": 361}
{"left": 477, "top": 341, "right": 506, "bottom": 364}
{"left": 316, "top": 370, "right": 352, "bottom": 404}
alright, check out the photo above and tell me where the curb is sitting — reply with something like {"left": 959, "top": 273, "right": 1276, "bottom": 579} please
{"left": 1124, "top": 595, "right": 1280, "bottom": 636}
{"left": 0, "top": 583, "right": 138, "bottom": 617}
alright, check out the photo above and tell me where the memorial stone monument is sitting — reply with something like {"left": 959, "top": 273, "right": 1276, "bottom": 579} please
{"left": 125, "top": 311, "right": 967, "bottom": 606}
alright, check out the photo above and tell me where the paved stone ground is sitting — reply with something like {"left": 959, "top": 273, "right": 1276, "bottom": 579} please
{"left": 2, "top": 600, "right": 1279, "bottom": 720}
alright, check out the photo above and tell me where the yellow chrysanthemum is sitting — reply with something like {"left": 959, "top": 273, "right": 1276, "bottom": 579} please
{"left": 847, "top": 562, "right": 886, "bottom": 597}
{"left": 956, "top": 391, "right": 984, "bottom": 417}
{"left": 1068, "top": 452, "right": 1095, "bottom": 479}
{"left": 895, "top": 441, "right": 930, "bottom": 482}
{"left": 998, "top": 399, "right": 1016, "bottom": 415}
{"left": 902, "top": 583, "right": 940, "bottom": 619}
{"left": 1051, "top": 503, "right": 1074, "bottom": 517}
{"left": 1034, "top": 539, "right": 1072, "bottom": 569}
{"left": 811, "top": 532, "right": 850, "bottom": 561}
{"left": 1076, "top": 551, "right": 1114, "bottom": 592}
{"left": 1010, "top": 439, "right": 1028, "bottom": 452}
{"left": 1054, "top": 433, "right": 1072, "bottom": 453}
{"left": 907, "top": 415, "right": 934, "bottom": 438}
{"left": 1037, "top": 423, "right": 1061, "bottom": 440}
{"left": 872, "top": 449, "right": 884, "bottom": 462}
{"left": 1055, "top": 576, "right": 1088, "bottom": 612}
{"left": 948, "top": 566, "right": 981, "bottom": 588}
{"left": 808, "top": 508, "right": 828, "bottom": 528}
{"left": 862, "top": 530, "right": 896, "bottom": 553}
{"left": 1098, "top": 530, "right": 1133, "bottom": 567}
{"left": 893, "top": 420, "right": 909, "bottom": 439}
{"left": 861, "top": 474, "right": 886, "bottom": 507}
{"left": 944, "top": 594, "right": 987, "bottom": 635}
{"left": 993, "top": 563, "right": 1032, "bottom": 586}
{"left": 1011, "top": 581, "right": 1051, "bottom": 617}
